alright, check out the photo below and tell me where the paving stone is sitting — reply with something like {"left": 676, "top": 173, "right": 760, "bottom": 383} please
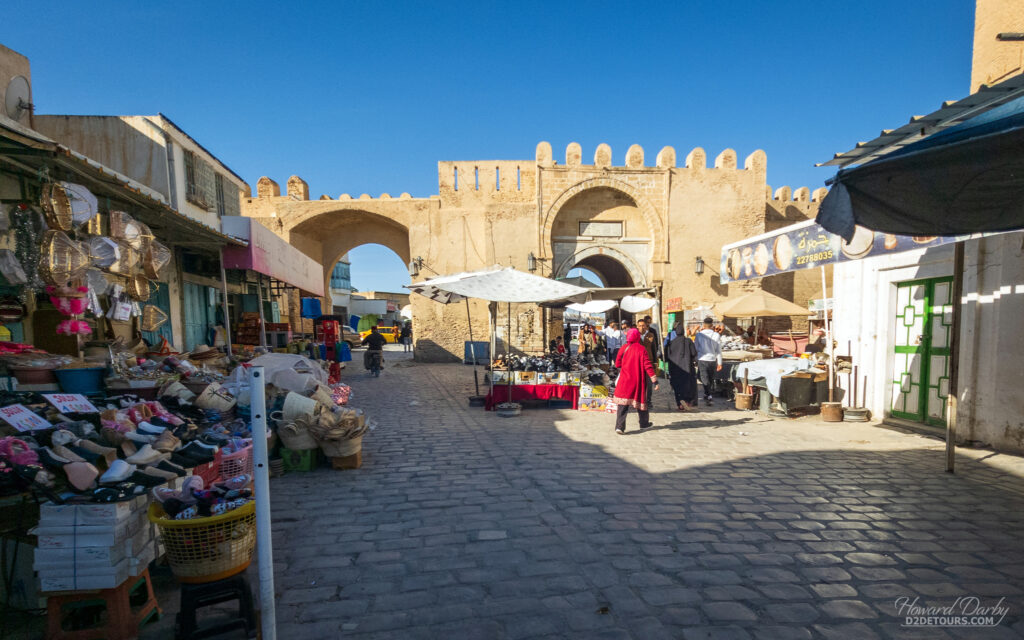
{"left": 762, "top": 602, "right": 820, "bottom": 624}
{"left": 702, "top": 601, "right": 758, "bottom": 622}
{"left": 819, "top": 599, "right": 878, "bottom": 619}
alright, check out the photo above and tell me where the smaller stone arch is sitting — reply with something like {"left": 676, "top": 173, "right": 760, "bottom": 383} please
{"left": 594, "top": 143, "right": 612, "bottom": 168}
{"left": 714, "top": 149, "right": 737, "bottom": 169}
{"left": 626, "top": 144, "right": 644, "bottom": 168}
{"left": 566, "top": 142, "right": 582, "bottom": 167}
{"left": 656, "top": 146, "right": 676, "bottom": 168}
{"left": 536, "top": 141, "right": 553, "bottom": 166}
{"left": 685, "top": 148, "right": 706, "bottom": 169}
{"left": 553, "top": 245, "right": 648, "bottom": 288}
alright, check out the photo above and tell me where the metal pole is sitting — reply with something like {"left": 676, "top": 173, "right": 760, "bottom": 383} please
{"left": 821, "top": 266, "right": 834, "bottom": 402}
{"left": 256, "top": 273, "right": 268, "bottom": 348}
{"left": 507, "top": 301, "right": 512, "bottom": 404}
{"left": 466, "top": 298, "right": 479, "bottom": 396}
{"left": 248, "top": 366, "right": 276, "bottom": 640}
{"left": 488, "top": 302, "right": 495, "bottom": 399}
{"left": 219, "top": 261, "right": 233, "bottom": 358}
{"left": 946, "top": 241, "right": 965, "bottom": 473}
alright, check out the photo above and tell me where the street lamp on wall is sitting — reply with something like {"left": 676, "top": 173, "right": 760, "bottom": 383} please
{"left": 695, "top": 256, "right": 705, "bottom": 275}
{"left": 408, "top": 256, "right": 424, "bottom": 277}
{"left": 527, "top": 252, "right": 537, "bottom": 272}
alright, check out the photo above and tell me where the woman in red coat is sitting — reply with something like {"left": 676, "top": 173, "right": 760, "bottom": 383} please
{"left": 612, "top": 328, "right": 659, "bottom": 434}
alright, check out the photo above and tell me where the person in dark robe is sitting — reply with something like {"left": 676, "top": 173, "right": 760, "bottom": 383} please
{"left": 664, "top": 321, "right": 699, "bottom": 410}
{"left": 612, "top": 328, "right": 658, "bottom": 434}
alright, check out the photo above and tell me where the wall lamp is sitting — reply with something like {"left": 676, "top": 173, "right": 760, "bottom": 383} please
{"left": 527, "top": 252, "right": 537, "bottom": 272}
{"left": 409, "top": 256, "right": 437, "bottom": 277}
{"left": 695, "top": 256, "right": 705, "bottom": 275}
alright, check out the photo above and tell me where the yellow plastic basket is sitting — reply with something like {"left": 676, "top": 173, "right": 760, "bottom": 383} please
{"left": 148, "top": 500, "right": 257, "bottom": 584}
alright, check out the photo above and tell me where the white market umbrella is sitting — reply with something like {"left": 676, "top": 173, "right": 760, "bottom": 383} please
{"left": 620, "top": 295, "right": 657, "bottom": 314}
{"left": 567, "top": 299, "right": 618, "bottom": 314}
{"left": 405, "top": 266, "right": 592, "bottom": 402}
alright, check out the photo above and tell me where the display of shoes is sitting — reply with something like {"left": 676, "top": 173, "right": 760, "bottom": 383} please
{"left": 124, "top": 431, "right": 157, "bottom": 445}
{"left": 152, "top": 431, "right": 180, "bottom": 454}
{"left": 125, "top": 444, "right": 165, "bottom": 466}
{"left": 99, "top": 459, "right": 136, "bottom": 484}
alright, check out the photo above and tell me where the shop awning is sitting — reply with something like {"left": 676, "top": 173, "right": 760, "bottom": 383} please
{"left": 221, "top": 217, "right": 325, "bottom": 297}
{"left": 0, "top": 114, "right": 245, "bottom": 250}
{"left": 816, "top": 74, "right": 1024, "bottom": 240}
{"left": 406, "top": 266, "right": 591, "bottom": 304}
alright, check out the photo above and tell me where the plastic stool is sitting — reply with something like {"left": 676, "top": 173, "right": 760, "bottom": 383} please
{"left": 176, "top": 574, "right": 257, "bottom": 639}
{"left": 45, "top": 569, "right": 161, "bottom": 640}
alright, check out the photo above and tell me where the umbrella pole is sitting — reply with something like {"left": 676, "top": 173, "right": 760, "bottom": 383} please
{"left": 507, "top": 301, "right": 512, "bottom": 404}
{"left": 466, "top": 298, "right": 479, "bottom": 396}
{"left": 821, "top": 266, "right": 834, "bottom": 402}
{"left": 489, "top": 302, "right": 495, "bottom": 401}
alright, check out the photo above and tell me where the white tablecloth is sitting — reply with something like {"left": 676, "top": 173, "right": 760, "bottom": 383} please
{"left": 732, "top": 358, "right": 812, "bottom": 396}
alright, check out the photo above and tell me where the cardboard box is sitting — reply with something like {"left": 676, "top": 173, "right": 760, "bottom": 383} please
{"left": 33, "top": 516, "right": 141, "bottom": 550}
{"left": 38, "top": 558, "right": 130, "bottom": 592}
{"left": 580, "top": 384, "right": 609, "bottom": 399}
{"left": 514, "top": 371, "right": 537, "bottom": 385}
{"left": 491, "top": 370, "right": 510, "bottom": 384}
{"left": 577, "top": 397, "right": 611, "bottom": 412}
{"left": 34, "top": 543, "right": 128, "bottom": 569}
{"left": 536, "top": 372, "right": 559, "bottom": 385}
{"left": 551, "top": 372, "right": 568, "bottom": 385}
{"left": 39, "top": 500, "right": 138, "bottom": 526}
{"left": 566, "top": 372, "right": 583, "bottom": 386}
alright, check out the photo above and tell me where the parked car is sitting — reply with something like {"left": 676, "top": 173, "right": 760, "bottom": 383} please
{"left": 358, "top": 326, "right": 398, "bottom": 344}
{"left": 341, "top": 325, "right": 361, "bottom": 348}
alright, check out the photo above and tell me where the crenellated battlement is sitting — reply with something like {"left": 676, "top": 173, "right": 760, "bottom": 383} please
{"left": 437, "top": 160, "right": 537, "bottom": 203}
{"left": 531, "top": 141, "right": 769, "bottom": 177}
{"left": 770, "top": 185, "right": 829, "bottom": 203}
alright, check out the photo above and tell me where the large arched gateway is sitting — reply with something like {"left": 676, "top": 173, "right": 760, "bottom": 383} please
{"left": 241, "top": 143, "right": 828, "bottom": 361}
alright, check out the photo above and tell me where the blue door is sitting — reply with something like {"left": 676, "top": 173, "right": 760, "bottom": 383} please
{"left": 142, "top": 282, "right": 173, "bottom": 347}
{"left": 183, "top": 282, "right": 214, "bottom": 351}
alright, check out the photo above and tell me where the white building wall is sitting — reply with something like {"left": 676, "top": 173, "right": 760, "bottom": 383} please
{"left": 833, "top": 232, "right": 1024, "bottom": 454}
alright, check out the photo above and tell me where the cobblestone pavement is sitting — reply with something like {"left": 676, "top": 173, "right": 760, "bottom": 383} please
{"left": 265, "top": 348, "right": 1024, "bottom": 640}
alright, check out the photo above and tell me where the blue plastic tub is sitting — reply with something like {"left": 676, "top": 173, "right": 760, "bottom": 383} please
{"left": 54, "top": 367, "right": 106, "bottom": 394}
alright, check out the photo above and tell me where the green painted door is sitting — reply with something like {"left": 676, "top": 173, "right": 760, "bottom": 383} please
{"left": 890, "top": 277, "right": 953, "bottom": 426}
{"left": 183, "top": 282, "right": 216, "bottom": 351}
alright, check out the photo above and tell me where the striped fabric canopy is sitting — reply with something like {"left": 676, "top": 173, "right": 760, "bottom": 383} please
{"left": 405, "top": 266, "right": 591, "bottom": 304}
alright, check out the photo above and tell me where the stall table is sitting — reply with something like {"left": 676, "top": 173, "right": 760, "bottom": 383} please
{"left": 732, "top": 358, "right": 841, "bottom": 416}
{"left": 484, "top": 384, "right": 580, "bottom": 410}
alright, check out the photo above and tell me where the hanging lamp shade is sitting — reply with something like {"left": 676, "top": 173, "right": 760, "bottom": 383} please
{"left": 141, "top": 304, "right": 168, "bottom": 332}
{"left": 143, "top": 241, "right": 171, "bottom": 279}
{"left": 38, "top": 230, "right": 90, "bottom": 285}
{"left": 127, "top": 273, "right": 151, "bottom": 301}
{"left": 40, "top": 183, "right": 73, "bottom": 231}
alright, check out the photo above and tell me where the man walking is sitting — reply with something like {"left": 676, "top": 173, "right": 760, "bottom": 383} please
{"left": 636, "top": 317, "right": 661, "bottom": 407}
{"left": 604, "top": 321, "right": 623, "bottom": 363}
{"left": 694, "top": 316, "right": 722, "bottom": 405}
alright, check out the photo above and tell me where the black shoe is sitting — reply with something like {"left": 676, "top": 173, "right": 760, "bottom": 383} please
{"left": 37, "top": 446, "right": 73, "bottom": 471}
{"left": 170, "top": 452, "right": 200, "bottom": 468}
{"left": 179, "top": 442, "right": 217, "bottom": 463}
{"left": 127, "top": 470, "right": 168, "bottom": 488}
{"left": 155, "top": 459, "right": 187, "bottom": 477}
{"left": 199, "top": 432, "right": 230, "bottom": 447}
{"left": 639, "top": 423, "right": 652, "bottom": 430}
{"left": 65, "top": 445, "right": 102, "bottom": 465}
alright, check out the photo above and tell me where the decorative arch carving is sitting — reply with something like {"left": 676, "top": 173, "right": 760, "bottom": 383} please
{"left": 541, "top": 176, "right": 665, "bottom": 261}
{"left": 553, "top": 245, "right": 648, "bottom": 288}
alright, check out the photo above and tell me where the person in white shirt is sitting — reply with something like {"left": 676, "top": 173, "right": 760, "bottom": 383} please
{"left": 694, "top": 316, "right": 723, "bottom": 405}
{"left": 604, "top": 322, "right": 623, "bottom": 363}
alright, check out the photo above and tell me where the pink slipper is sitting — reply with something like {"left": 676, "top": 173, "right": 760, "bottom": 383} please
{"left": 0, "top": 437, "right": 39, "bottom": 466}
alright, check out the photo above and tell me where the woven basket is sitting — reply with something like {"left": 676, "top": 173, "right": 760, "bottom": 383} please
{"left": 41, "top": 183, "right": 73, "bottom": 231}
{"left": 195, "top": 383, "right": 236, "bottom": 412}
{"left": 320, "top": 435, "right": 362, "bottom": 458}
{"left": 278, "top": 418, "right": 319, "bottom": 450}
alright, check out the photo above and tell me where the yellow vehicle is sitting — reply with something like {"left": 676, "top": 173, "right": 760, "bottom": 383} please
{"left": 359, "top": 326, "right": 398, "bottom": 344}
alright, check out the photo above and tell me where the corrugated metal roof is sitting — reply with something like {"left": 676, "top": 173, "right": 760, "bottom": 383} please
{"left": 819, "top": 73, "right": 1024, "bottom": 168}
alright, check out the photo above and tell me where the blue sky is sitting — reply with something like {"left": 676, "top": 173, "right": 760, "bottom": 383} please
{"left": 5, "top": 1, "right": 974, "bottom": 291}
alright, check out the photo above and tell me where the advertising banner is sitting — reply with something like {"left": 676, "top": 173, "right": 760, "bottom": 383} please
{"left": 719, "top": 220, "right": 983, "bottom": 284}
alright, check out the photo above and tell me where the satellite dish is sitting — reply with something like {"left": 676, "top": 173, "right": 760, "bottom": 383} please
{"left": 5, "top": 76, "right": 33, "bottom": 120}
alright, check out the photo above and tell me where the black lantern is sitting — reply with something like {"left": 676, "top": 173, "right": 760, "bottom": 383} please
{"left": 695, "top": 256, "right": 705, "bottom": 275}
{"left": 527, "top": 252, "right": 537, "bottom": 272}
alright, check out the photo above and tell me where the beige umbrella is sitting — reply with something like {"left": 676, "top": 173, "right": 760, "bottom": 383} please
{"left": 716, "top": 290, "right": 810, "bottom": 317}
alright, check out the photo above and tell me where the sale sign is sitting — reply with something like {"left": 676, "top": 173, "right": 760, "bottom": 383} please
{"left": 0, "top": 404, "right": 53, "bottom": 432}
{"left": 43, "top": 394, "right": 99, "bottom": 414}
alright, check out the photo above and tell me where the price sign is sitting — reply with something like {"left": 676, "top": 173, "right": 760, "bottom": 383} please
{"left": 0, "top": 404, "right": 53, "bottom": 432}
{"left": 43, "top": 394, "right": 99, "bottom": 414}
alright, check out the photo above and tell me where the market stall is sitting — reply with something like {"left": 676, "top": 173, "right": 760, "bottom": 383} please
{"left": 406, "top": 266, "right": 616, "bottom": 412}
